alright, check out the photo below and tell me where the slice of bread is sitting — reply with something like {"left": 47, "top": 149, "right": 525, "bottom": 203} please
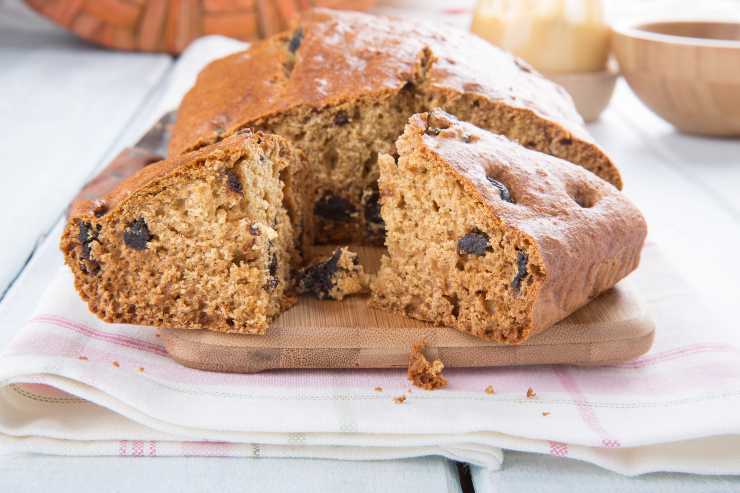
{"left": 371, "top": 111, "right": 646, "bottom": 343}
{"left": 61, "top": 130, "right": 306, "bottom": 334}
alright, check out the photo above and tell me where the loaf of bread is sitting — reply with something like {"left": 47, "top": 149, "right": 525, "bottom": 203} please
{"left": 370, "top": 111, "right": 646, "bottom": 343}
{"left": 61, "top": 10, "right": 646, "bottom": 342}
{"left": 61, "top": 130, "right": 306, "bottom": 334}
{"left": 171, "top": 8, "right": 622, "bottom": 246}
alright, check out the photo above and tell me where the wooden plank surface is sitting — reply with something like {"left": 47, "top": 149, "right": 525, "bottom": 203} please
{"left": 0, "top": 455, "right": 463, "bottom": 493}
{"left": 471, "top": 454, "right": 740, "bottom": 493}
{"left": 0, "top": 1, "right": 172, "bottom": 297}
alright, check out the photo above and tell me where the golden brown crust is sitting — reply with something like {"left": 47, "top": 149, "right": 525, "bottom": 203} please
{"left": 404, "top": 111, "right": 646, "bottom": 337}
{"left": 169, "top": 8, "right": 621, "bottom": 189}
{"left": 69, "top": 131, "right": 308, "bottom": 243}
{"left": 68, "top": 148, "right": 163, "bottom": 220}
{"left": 70, "top": 131, "right": 250, "bottom": 219}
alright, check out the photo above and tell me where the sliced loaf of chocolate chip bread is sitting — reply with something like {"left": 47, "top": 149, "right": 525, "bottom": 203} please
{"left": 61, "top": 130, "right": 307, "bottom": 334}
{"left": 371, "top": 111, "right": 646, "bottom": 343}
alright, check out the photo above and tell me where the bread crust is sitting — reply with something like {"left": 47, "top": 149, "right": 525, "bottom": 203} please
{"left": 169, "top": 9, "right": 621, "bottom": 189}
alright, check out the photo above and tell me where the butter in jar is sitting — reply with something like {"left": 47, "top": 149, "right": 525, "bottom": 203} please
{"left": 471, "top": 0, "right": 611, "bottom": 74}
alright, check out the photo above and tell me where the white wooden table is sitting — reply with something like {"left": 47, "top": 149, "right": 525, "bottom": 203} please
{"left": 1, "top": 0, "right": 739, "bottom": 491}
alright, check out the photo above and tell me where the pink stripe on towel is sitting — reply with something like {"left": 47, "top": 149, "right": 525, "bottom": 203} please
{"left": 553, "top": 366, "right": 621, "bottom": 448}
{"left": 611, "top": 343, "right": 740, "bottom": 369}
{"left": 32, "top": 315, "right": 168, "bottom": 356}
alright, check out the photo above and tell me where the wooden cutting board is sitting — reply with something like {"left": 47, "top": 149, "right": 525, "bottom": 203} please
{"left": 161, "top": 246, "right": 655, "bottom": 373}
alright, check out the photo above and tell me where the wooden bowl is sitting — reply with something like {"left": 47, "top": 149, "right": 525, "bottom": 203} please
{"left": 613, "top": 21, "right": 740, "bottom": 136}
{"left": 544, "top": 60, "right": 619, "bottom": 123}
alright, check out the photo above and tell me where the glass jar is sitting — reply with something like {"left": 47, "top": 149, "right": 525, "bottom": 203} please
{"left": 471, "top": 0, "right": 611, "bottom": 74}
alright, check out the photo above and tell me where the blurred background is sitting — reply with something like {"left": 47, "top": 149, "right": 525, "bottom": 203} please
{"left": 4, "top": 0, "right": 740, "bottom": 127}
{"left": 5, "top": 1, "right": 740, "bottom": 53}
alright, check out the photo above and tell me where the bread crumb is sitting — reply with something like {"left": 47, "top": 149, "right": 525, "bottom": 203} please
{"left": 485, "top": 385, "right": 495, "bottom": 395}
{"left": 542, "top": 411, "right": 550, "bottom": 416}
{"left": 155, "top": 333, "right": 161, "bottom": 338}
{"left": 526, "top": 387, "right": 536, "bottom": 399}
{"left": 112, "top": 361, "right": 120, "bottom": 368}
{"left": 78, "top": 356, "right": 88, "bottom": 361}
{"left": 374, "top": 386, "right": 383, "bottom": 392}
{"left": 393, "top": 395, "right": 407, "bottom": 404}
{"left": 407, "top": 341, "right": 448, "bottom": 390}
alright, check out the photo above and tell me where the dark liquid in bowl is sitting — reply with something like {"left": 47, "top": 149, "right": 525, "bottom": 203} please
{"left": 641, "top": 21, "right": 740, "bottom": 42}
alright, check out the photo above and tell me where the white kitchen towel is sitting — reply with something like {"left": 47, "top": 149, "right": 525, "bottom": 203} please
{"left": 0, "top": 36, "right": 739, "bottom": 476}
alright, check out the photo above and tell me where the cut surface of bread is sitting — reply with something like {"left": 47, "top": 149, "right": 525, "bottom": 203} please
{"left": 170, "top": 9, "right": 622, "bottom": 246}
{"left": 61, "top": 131, "right": 306, "bottom": 334}
{"left": 371, "top": 111, "right": 646, "bottom": 343}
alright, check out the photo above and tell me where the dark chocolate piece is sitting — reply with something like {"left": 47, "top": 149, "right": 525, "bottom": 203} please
{"left": 334, "top": 111, "right": 350, "bottom": 125}
{"left": 457, "top": 229, "right": 491, "bottom": 256}
{"left": 78, "top": 221, "right": 97, "bottom": 259}
{"left": 123, "top": 218, "right": 151, "bottom": 251}
{"left": 314, "top": 192, "right": 357, "bottom": 222}
{"left": 295, "top": 248, "right": 342, "bottom": 300}
{"left": 226, "top": 169, "right": 243, "bottom": 194}
{"left": 486, "top": 177, "right": 513, "bottom": 203}
{"left": 288, "top": 27, "right": 303, "bottom": 53}
{"left": 512, "top": 250, "right": 529, "bottom": 293}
